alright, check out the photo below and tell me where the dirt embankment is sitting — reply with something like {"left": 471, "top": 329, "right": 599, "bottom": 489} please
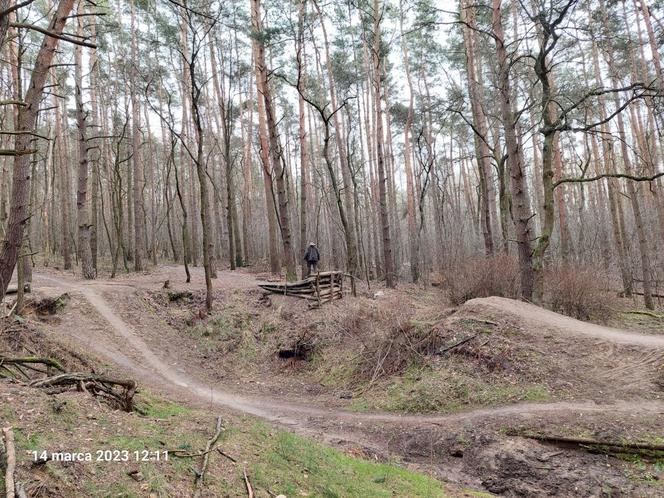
{"left": 20, "top": 268, "right": 664, "bottom": 496}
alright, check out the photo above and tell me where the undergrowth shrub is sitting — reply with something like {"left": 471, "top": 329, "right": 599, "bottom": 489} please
{"left": 545, "top": 264, "right": 613, "bottom": 321}
{"left": 446, "top": 255, "right": 520, "bottom": 305}
{"left": 323, "top": 302, "right": 444, "bottom": 386}
{"left": 445, "top": 255, "right": 614, "bottom": 321}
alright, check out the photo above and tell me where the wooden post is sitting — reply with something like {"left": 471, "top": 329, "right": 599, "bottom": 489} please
{"left": 315, "top": 273, "right": 321, "bottom": 307}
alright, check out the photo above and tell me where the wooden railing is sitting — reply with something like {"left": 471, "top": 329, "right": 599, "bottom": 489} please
{"left": 258, "top": 271, "right": 356, "bottom": 308}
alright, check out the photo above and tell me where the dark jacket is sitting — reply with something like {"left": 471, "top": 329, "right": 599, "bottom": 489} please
{"left": 304, "top": 245, "right": 320, "bottom": 263}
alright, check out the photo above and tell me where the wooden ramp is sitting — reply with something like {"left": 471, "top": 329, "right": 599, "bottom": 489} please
{"left": 258, "top": 271, "right": 354, "bottom": 308}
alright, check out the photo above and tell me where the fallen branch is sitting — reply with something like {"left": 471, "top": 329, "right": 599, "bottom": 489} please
{"left": 0, "top": 357, "right": 66, "bottom": 382}
{"left": 170, "top": 446, "right": 218, "bottom": 458}
{"left": 514, "top": 431, "right": 664, "bottom": 457}
{"left": 217, "top": 448, "right": 237, "bottom": 463}
{"left": 3, "top": 427, "right": 16, "bottom": 498}
{"left": 621, "top": 310, "right": 664, "bottom": 320}
{"left": 616, "top": 289, "right": 664, "bottom": 299}
{"left": 243, "top": 467, "right": 255, "bottom": 498}
{"left": 193, "top": 416, "right": 224, "bottom": 498}
{"left": 439, "top": 334, "right": 479, "bottom": 354}
{"left": 0, "top": 356, "right": 65, "bottom": 372}
{"left": 30, "top": 373, "right": 136, "bottom": 412}
{"left": 4, "top": 301, "right": 17, "bottom": 317}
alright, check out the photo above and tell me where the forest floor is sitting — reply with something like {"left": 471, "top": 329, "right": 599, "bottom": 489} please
{"left": 3, "top": 264, "right": 664, "bottom": 496}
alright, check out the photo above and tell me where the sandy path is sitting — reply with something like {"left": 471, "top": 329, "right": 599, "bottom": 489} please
{"left": 32, "top": 272, "right": 664, "bottom": 433}
{"left": 466, "top": 296, "right": 664, "bottom": 346}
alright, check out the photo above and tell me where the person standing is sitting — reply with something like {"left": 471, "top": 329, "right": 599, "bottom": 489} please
{"left": 304, "top": 242, "right": 320, "bottom": 276}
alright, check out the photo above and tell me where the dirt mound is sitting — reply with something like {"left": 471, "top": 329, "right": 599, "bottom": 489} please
{"left": 445, "top": 299, "right": 664, "bottom": 403}
{"left": 464, "top": 296, "right": 664, "bottom": 347}
{"left": 0, "top": 316, "right": 92, "bottom": 374}
{"left": 466, "top": 437, "right": 637, "bottom": 496}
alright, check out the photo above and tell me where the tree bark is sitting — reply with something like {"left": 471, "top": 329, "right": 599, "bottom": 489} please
{"left": 130, "top": 0, "right": 144, "bottom": 271}
{"left": 256, "top": 21, "right": 296, "bottom": 278}
{"left": 74, "top": 12, "right": 94, "bottom": 279}
{"left": 492, "top": 0, "right": 534, "bottom": 300}
{"left": 461, "top": 0, "right": 494, "bottom": 257}
{"left": 371, "top": 0, "right": 395, "bottom": 288}
{"left": 250, "top": 0, "right": 280, "bottom": 275}
{"left": 0, "top": 0, "right": 74, "bottom": 298}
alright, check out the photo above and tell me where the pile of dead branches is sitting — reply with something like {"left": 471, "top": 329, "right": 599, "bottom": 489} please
{"left": 0, "top": 356, "right": 137, "bottom": 412}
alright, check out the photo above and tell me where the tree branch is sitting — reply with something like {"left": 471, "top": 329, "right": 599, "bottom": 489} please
{"left": 10, "top": 22, "right": 97, "bottom": 48}
{"left": 554, "top": 172, "right": 664, "bottom": 189}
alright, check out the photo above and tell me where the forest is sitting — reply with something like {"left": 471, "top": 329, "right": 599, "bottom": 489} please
{"left": 1, "top": 0, "right": 664, "bottom": 496}
{"left": 0, "top": 0, "right": 661, "bottom": 307}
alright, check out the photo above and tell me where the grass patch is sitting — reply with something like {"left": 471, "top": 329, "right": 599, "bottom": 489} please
{"left": 1, "top": 380, "right": 453, "bottom": 497}
{"left": 248, "top": 422, "right": 447, "bottom": 497}
{"left": 350, "top": 365, "right": 549, "bottom": 414}
{"left": 136, "top": 391, "right": 192, "bottom": 418}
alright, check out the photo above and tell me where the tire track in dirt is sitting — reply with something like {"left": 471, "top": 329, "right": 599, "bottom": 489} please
{"left": 34, "top": 274, "right": 664, "bottom": 432}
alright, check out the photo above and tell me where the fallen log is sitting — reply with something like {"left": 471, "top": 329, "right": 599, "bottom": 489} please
{"left": 513, "top": 431, "right": 664, "bottom": 457}
{"left": 616, "top": 289, "right": 664, "bottom": 299}
{"left": 3, "top": 427, "right": 16, "bottom": 498}
{"left": 0, "top": 356, "right": 65, "bottom": 372}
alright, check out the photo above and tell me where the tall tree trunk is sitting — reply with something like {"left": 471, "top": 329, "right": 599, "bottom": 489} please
{"left": 371, "top": 0, "right": 395, "bottom": 288}
{"left": 312, "top": 0, "right": 358, "bottom": 274}
{"left": 250, "top": 0, "right": 280, "bottom": 275}
{"left": 74, "top": 13, "right": 94, "bottom": 279}
{"left": 461, "top": 0, "right": 494, "bottom": 257}
{"left": 399, "top": 1, "right": 420, "bottom": 281}
{"left": 241, "top": 70, "right": 254, "bottom": 264}
{"left": 130, "top": 0, "right": 144, "bottom": 271}
{"left": 254, "top": 0, "right": 296, "bottom": 278}
{"left": 0, "top": 0, "right": 75, "bottom": 299}
{"left": 297, "top": 0, "right": 309, "bottom": 279}
{"left": 492, "top": 0, "right": 534, "bottom": 300}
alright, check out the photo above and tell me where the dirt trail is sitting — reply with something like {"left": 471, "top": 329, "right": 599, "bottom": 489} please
{"left": 32, "top": 272, "right": 664, "bottom": 432}
{"left": 466, "top": 296, "right": 664, "bottom": 346}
